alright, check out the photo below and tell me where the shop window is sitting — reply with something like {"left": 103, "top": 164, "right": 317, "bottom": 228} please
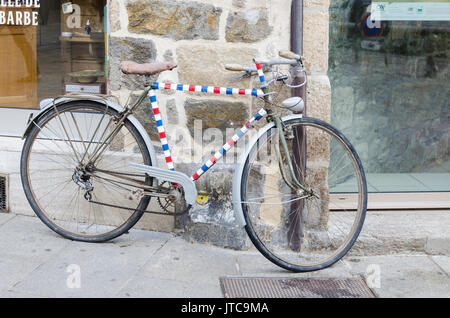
{"left": 329, "top": 1, "right": 450, "bottom": 194}
{"left": 0, "top": 0, "right": 107, "bottom": 109}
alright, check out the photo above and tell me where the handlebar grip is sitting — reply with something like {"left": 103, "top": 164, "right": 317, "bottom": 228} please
{"left": 225, "top": 64, "right": 244, "bottom": 72}
{"left": 279, "top": 50, "right": 301, "bottom": 60}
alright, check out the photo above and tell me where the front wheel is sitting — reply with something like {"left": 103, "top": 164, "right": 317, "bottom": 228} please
{"left": 240, "top": 117, "right": 367, "bottom": 272}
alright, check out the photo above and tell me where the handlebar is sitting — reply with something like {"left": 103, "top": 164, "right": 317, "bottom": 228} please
{"left": 224, "top": 50, "right": 304, "bottom": 72}
{"left": 279, "top": 50, "right": 302, "bottom": 61}
{"left": 224, "top": 64, "right": 243, "bottom": 71}
{"left": 224, "top": 64, "right": 257, "bottom": 73}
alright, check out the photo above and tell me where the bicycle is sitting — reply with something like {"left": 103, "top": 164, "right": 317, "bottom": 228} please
{"left": 20, "top": 50, "right": 367, "bottom": 272}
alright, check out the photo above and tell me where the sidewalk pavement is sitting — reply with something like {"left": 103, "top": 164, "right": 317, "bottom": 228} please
{"left": 0, "top": 212, "right": 449, "bottom": 298}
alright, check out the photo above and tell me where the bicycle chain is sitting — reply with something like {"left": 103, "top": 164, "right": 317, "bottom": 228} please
{"left": 86, "top": 169, "right": 189, "bottom": 216}
{"left": 87, "top": 198, "right": 190, "bottom": 216}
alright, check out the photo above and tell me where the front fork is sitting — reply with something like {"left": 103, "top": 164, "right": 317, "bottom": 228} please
{"left": 262, "top": 88, "right": 309, "bottom": 195}
{"left": 273, "top": 116, "right": 309, "bottom": 193}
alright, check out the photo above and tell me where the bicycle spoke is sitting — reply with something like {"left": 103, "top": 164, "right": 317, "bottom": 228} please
{"left": 241, "top": 119, "right": 366, "bottom": 270}
{"left": 23, "top": 103, "right": 151, "bottom": 240}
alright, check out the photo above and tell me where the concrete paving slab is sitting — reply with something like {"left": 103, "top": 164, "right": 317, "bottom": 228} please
{"left": 0, "top": 289, "right": 42, "bottom": 298}
{"left": 111, "top": 227, "right": 174, "bottom": 248}
{"left": 425, "top": 235, "right": 450, "bottom": 255}
{"left": 351, "top": 211, "right": 450, "bottom": 255}
{"left": 0, "top": 215, "right": 70, "bottom": 261}
{"left": 122, "top": 237, "right": 239, "bottom": 286}
{"left": 234, "top": 251, "right": 290, "bottom": 276}
{"left": 1, "top": 215, "right": 449, "bottom": 298}
{"left": 235, "top": 251, "right": 357, "bottom": 279}
{"left": 0, "top": 213, "right": 15, "bottom": 227}
{"left": 10, "top": 230, "right": 174, "bottom": 298}
{"left": 344, "top": 255, "right": 450, "bottom": 298}
{"left": 0, "top": 254, "right": 44, "bottom": 291}
{"left": 430, "top": 256, "right": 450, "bottom": 276}
{"left": 118, "top": 278, "right": 223, "bottom": 298}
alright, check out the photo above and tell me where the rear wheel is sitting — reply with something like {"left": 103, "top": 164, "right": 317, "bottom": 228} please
{"left": 240, "top": 117, "right": 367, "bottom": 272}
{"left": 21, "top": 101, "right": 152, "bottom": 242}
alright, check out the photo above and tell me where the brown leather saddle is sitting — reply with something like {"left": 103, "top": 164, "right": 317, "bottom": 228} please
{"left": 119, "top": 61, "right": 177, "bottom": 76}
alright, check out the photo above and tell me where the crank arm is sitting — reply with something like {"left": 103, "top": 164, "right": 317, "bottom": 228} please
{"left": 142, "top": 190, "right": 171, "bottom": 199}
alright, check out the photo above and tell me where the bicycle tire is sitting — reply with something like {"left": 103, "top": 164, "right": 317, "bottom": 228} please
{"left": 240, "top": 117, "right": 367, "bottom": 272}
{"left": 21, "top": 101, "right": 153, "bottom": 242}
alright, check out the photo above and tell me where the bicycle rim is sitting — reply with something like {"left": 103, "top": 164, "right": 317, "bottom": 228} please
{"left": 21, "top": 102, "right": 151, "bottom": 241}
{"left": 241, "top": 117, "right": 367, "bottom": 271}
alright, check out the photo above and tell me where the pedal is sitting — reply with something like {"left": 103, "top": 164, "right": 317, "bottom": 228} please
{"left": 196, "top": 191, "right": 210, "bottom": 205}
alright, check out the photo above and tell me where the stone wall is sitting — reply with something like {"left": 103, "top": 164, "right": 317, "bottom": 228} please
{"left": 108, "top": 0, "right": 331, "bottom": 249}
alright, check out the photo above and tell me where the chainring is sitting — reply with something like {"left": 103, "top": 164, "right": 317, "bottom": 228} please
{"left": 157, "top": 181, "right": 188, "bottom": 215}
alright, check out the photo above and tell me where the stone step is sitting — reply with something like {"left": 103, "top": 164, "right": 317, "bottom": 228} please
{"left": 349, "top": 210, "right": 450, "bottom": 256}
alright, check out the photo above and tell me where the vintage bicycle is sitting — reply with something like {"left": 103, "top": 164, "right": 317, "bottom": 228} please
{"left": 20, "top": 51, "right": 367, "bottom": 272}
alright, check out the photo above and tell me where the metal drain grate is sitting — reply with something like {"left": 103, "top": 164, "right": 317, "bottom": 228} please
{"left": 220, "top": 277, "right": 376, "bottom": 298}
{"left": 0, "top": 174, "right": 8, "bottom": 213}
